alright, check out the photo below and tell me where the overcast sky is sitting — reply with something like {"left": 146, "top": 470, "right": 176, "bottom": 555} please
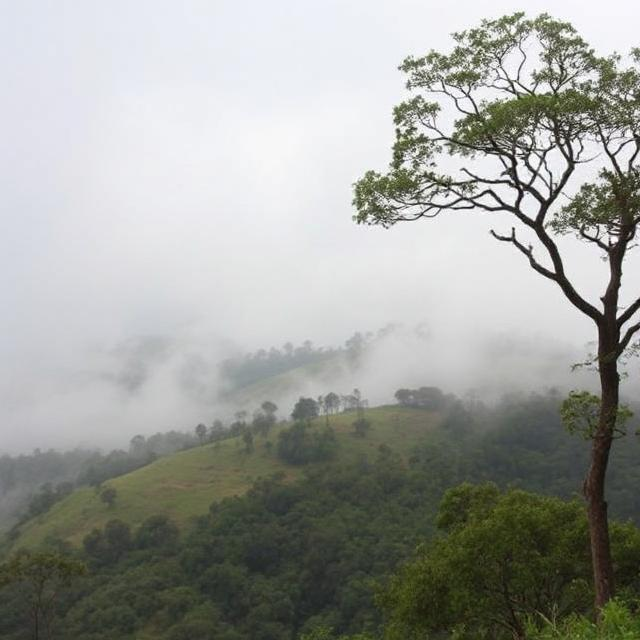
{"left": 1, "top": 0, "right": 639, "bottom": 452}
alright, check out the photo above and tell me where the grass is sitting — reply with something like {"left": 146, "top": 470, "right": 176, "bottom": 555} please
{"left": 11, "top": 405, "right": 442, "bottom": 550}
{"left": 221, "top": 354, "right": 347, "bottom": 406}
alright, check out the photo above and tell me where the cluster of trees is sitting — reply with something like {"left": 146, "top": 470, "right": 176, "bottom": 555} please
{"left": 188, "top": 390, "right": 372, "bottom": 460}
{"left": 276, "top": 423, "right": 338, "bottom": 465}
{"left": 291, "top": 390, "right": 368, "bottom": 425}
{"left": 82, "top": 515, "right": 179, "bottom": 567}
{"left": 22, "top": 483, "right": 74, "bottom": 521}
{"left": 190, "top": 402, "right": 281, "bottom": 454}
{"left": 0, "top": 551, "right": 86, "bottom": 640}
{"left": 0, "top": 442, "right": 444, "bottom": 639}
{"left": 394, "top": 386, "right": 454, "bottom": 410}
{"left": 381, "top": 483, "right": 640, "bottom": 639}
{"left": 127, "top": 431, "right": 199, "bottom": 459}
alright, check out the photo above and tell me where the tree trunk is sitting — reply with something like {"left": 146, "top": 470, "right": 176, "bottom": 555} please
{"left": 583, "top": 330, "right": 619, "bottom": 611}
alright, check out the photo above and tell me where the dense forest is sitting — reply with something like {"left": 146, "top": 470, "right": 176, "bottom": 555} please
{"left": 2, "top": 389, "right": 640, "bottom": 639}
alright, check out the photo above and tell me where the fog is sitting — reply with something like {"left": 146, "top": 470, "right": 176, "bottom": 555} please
{"left": 1, "top": 0, "right": 639, "bottom": 453}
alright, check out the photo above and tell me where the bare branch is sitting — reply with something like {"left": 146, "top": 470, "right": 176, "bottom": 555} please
{"left": 579, "top": 225, "right": 610, "bottom": 252}
{"left": 618, "top": 296, "right": 640, "bottom": 328}
{"left": 490, "top": 227, "right": 558, "bottom": 281}
{"left": 618, "top": 322, "right": 640, "bottom": 356}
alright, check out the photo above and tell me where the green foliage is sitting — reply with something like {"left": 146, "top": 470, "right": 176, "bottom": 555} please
{"left": 82, "top": 519, "right": 132, "bottom": 565}
{"left": 252, "top": 404, "right": 277, "bottom": 438}
{"left": 9, "top": 404, "right": 444, "bottom": 549}
{"left": 292, "top": 397, "right": 320, "bottom": 423}
{"left": 195, "top": 423, "right": 207, "bottom": 444}
{"left": 354, "top": 13, "right": 640, "bottom": 231}
{"left": 435, "top": 481, "right": 500, "bottom": 531}
{"left": 99, "top": 486, "right": 117, "bottom": 508}
{"left": 0, "top": 551, "right": 86, "bottom": 639}
{"left": 301, "top": 627, "right": 376, "bottom": 640}
{"left": 527, "top": 600, "right": 640, "bottom": 639}
{"left": 277, "top": 422, "right": 338, "bottom": 465}
{"left": 0, "top": 444, "right": 453, "bottom": 639}
{"left": 394, "top": 386, "right": 449, "bottom": 409}
{"left": 242, "top": 430, "right": 255, "bottom": 454}
{"left": 551, "top": 170, "right": 640, "bottom": 239}
{"left": 4, "top": 393, "right": 640, "bottom": 638}
{"left": 25, "top": 482, "right": 73, "bottom": 520}
{"left": 352, "top": 418, "right": 371, "bottom": 438}
{"left": 380, "top": 485, "right": 640, "bottom": 639}
{"left": 561, "top": 391, "right": 633, "bottom": 440}
{"left": 0, "top": 445, "right": 168, "bottom": 532}
{"left": 135, "top": 515, "right": 179, "bottom": 551}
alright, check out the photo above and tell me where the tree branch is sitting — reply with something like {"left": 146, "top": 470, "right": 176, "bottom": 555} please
{"left": 618, "top": 322, "right": 640, "bottom": 356}
{"left": 617, "top": 296, "right": 640, "bottom": 328}
{"left": 490, "top": 227, "right": 558, "bottom": 281}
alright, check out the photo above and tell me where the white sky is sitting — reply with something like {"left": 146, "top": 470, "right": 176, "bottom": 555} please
{"left": 1, "top": 0, "right": 639, "bottom": 452}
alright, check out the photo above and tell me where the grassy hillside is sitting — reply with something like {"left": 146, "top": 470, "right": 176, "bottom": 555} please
{"left": 10, "top": 405, "right": 442, "bottom": 550}
{"left": 220, "top": 353, "right": 350, "bottom": 407}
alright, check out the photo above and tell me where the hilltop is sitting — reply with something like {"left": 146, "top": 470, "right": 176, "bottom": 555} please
{"left": 10, "top": 405, "right": 443, "bottom": 550}
{"left": 222, "top": 354, "right": 350, "bottom": 408}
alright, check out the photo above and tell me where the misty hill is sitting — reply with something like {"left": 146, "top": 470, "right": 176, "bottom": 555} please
{"left": 222, "top": 355, "right": 351, "bottom": 408}
{"left": 9, "top": 405, "right": 444, "bottom": 550}
{"left": 218, "top": 332, "right": 372, "bottom": 405}
{"left": 9, "top": 389, "right": 640, "bottom": 556}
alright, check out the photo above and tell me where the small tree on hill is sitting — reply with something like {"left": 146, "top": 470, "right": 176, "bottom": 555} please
{"left": 195, "top": 423, "right": 207, "bottom": 445}
{"left": 261, "top": 400, "right": 278, "bottom": 418}
{"left": 291, "top": 397, "right": 319, "bottom": 424}
{"left": 325, "top": 392, "right": 341, "bottom": 416}
{"left": 352, "top": 418, "right": 371, "bottom": 438}
{"left": 354, "top": 12, "right": 640, "bottom": 609}
{"left": 242, "top": 429, "right": 254, "bottom": 454}
{"left": 253, "top": 401, "right": 278, "bottom": 437}
{"left": 209, "top": 419, "right": 225, "bottom": 442}
{"left": 394, "top": 389, "right": 412, "bottom": 406}
{"left": 277, "top": 422, "right": 338, "bottom": 465}
{"left": 129, "top": 434, "right": 147, "bottom": 457}
{"left": 100, "top": 486, "right": 117, "bottom": 509}
{"left": 229, "top": 411, "right": 247, "bottom": 437}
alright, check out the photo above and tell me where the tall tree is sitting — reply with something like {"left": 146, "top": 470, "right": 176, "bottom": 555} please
{"left": 0, "top": 552, "right": 86, "bottom": 640}
{"left": 324, "top": 392, "right": 341, "bottom": 416}
{"left": 354, "top": 12, "right": 640, "bottom": 608}
{"left": 261, "top": 400, "right": 278, "bottom": 417}
{"left": 291, "top": 397, "right": 320, "bottom": 424}
{"left": 195, "top": 423, "right": 207, "bottom": 445}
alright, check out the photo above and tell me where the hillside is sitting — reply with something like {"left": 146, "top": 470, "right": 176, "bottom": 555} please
{"left": 220, "top": 352, "right": 351, "bottom": 407}
{"left": 10, "top": 405, "right": 442, "bottom": 550}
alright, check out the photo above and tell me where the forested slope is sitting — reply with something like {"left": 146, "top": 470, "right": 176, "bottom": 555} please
{"left": 9, "top": 405, "right": 443, "bottom": 550}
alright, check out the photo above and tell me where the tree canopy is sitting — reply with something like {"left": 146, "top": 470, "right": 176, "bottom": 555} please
{"left": 354, "top": 12, "right": 640, "bottom": 608}
{"left": 381, "top": 484, "right": 640, "bottom": 640}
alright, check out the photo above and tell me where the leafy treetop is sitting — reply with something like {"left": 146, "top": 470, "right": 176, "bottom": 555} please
{"left": 354, "top": 12, "right": 640, "bottom": 348}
